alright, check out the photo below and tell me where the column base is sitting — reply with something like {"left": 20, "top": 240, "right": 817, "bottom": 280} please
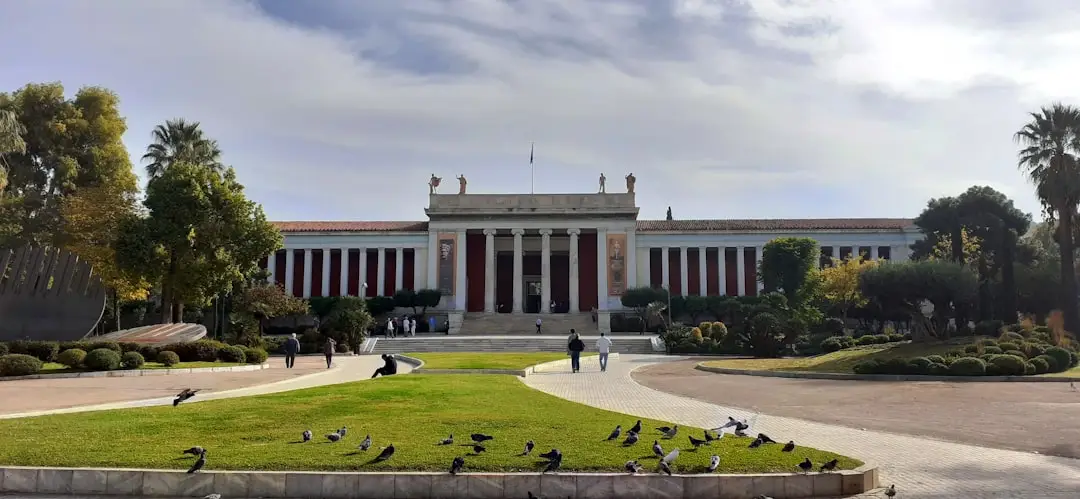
{"left": 447, "top": 311, "right": 464, "bottom": 335}
{"left": 597, "top": 311, "right": 612, "bottom": 335}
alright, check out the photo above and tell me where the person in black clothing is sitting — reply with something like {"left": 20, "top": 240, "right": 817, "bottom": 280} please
{"left": 567, "top": 330, "right": 586, "bottom": 373}
{"left": 371, "top": 353, "right": 398, "bottom": 379}
{"left": 284, "top": 333, "right": 300, "bottom": 368}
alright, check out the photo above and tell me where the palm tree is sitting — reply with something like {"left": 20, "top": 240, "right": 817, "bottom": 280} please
{"left": 1014, "top": 103, "right": 1080, "bottom": 333}
{"left": 142, "top": 118, "right": 223, "bottom": 178}
{"left": 0, "top": 109, "right": 26, "bottom": 193}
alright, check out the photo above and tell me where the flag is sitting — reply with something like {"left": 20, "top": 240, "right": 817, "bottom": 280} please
{"left": 529, "top": 143, "right": 534, "bottom": 165}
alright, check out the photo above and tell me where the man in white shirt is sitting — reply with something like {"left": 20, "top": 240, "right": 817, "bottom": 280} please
{"left": 402, "top": 317, "right": 411, "bottom": 337}
{"left": 408, "top": 316, "right": 417, "bottom": 336}
{"left": 386, "top": 317, "right": 395, "bottom": 338}
{"left": 596, "top": 332, "right": 613, "bottom": 372}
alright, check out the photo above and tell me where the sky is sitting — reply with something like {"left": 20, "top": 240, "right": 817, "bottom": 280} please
{"left": 2, "top": 0, "right": 1078, "bottom": 223}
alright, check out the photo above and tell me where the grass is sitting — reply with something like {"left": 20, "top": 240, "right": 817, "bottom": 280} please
{"left": 406, "top": 352, "right": 596, "bottom": 370}
{"left": 702, "top": 339, "right": 974, "bottom": 374}
{"left": 1041, "top": 366, "right": 1080, "bottom": 378}
{"left": 39, "top": 361, "right": 245, "bottom": 373}
{"left": 0, "top": 374, "right": 859, "bottom": 473}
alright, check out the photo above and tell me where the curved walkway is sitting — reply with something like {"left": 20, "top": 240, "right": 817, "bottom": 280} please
{"left": 521, "top": 354, "right": 1080, "bottom": 499}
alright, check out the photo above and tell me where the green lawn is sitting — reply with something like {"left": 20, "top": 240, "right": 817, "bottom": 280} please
{"left": 40, "top": 361, "right": 245, "bottom": 373}
{"left": 406, "top": 352, "right": 596, "bottom": 370}
{"left": 702, "top": 340, "right": 973, "bottom": 373}
{"left": 0, "top": 374, "right": 859, "bottom": 473}
{"left": 1041, "top": 366, "right": 1080, "bottom": 378}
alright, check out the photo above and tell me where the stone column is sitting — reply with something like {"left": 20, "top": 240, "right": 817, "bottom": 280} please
{"left": 540, "top": 229, "right": 552, "bottom": 313}
{"left": 426, "top": 232, "right": 438, "bottom": 289}
{"left": 568, "top": 229, "right": 580, "bottom": 312}
{"left": 376, "top": 248, "right": 386, "bottom": 296}
{"left": 626, "top": 229, "right": 637, "bottom": 288}
{"left": 718, "top": 246, "right": 727, "bottom": 295}
{"left": 870, "top": 246, "right": 879, "bottom": 260}
{"left": 284, "top": 249, "right": 295, "bottom": 295}
{"left": 395, "top": 247, "right": 404, "bottom": 292}
{"left": 832, "top": 245, "right": 841, "bottom": 263}
{"left": 455, "top": 230, "right": 467, "bottom": 310}
{"left": 266, "top": 252, "right": 276, "bottom": 284}
{"left": 661, "top": 247, "right": 670, "bottom": 290}
{"left": 413, "top": 247, "right": 427, "bottom": 290}
{"left": 302, "top": 249, "right": 313, "bottom": 298}
{"left": 640, "top": 246, "right": 651, "bottom": 288}
{"left": 736, "top": 246, "right": 746, "bottom": 296}
{"left": 321, "top": 249, "right": 332, "bottom": 296}
{"left": 597, "top": 228, "right": 609, "bottom": 310}
{"left": 679, "top": 247, "right": 689, "bottom": 296}
{"left": 512, "top": 229, "right": 524, "bottom": 313}
{"left": 483, "top": 229, "right": 496, "bottom": 313}
{"left": 697, "top": 247, "right": 707, "bottom": 296}
{"left": 339, "top": 248, "right": 349, "bottom": 296}
{"left": 358, "top": 249, "right": 368, "bottom": 297}
{"left": 755, "top": 245, "right": 764, "bottom": 292}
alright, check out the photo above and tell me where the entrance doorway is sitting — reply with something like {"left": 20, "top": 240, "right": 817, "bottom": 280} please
{"left": 525, "top": 278, "right": 542, "bottom": 314}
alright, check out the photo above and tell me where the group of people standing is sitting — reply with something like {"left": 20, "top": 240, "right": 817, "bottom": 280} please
{"left": 566, "top": 330, "right": 613, "bottom": 373}
{"left": 384, "top": 315, "right": 419, "bottom": 338}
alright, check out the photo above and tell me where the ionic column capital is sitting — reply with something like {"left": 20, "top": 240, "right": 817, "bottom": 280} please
{"left": 566, "top": 228, "right": 581, "bottom": 236}
{"left": 483, "top": 229, "right": 497, "bottom": 236}
{"left": 539, "top": 229, "right": 553, "bottom": 236}
{"left": 511, "top": 228, "right": 525, "bottom": 236}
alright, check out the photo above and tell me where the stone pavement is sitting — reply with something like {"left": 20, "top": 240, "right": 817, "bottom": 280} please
{"left": 0, "top": 354, "right": 410, "bottom": 419}
{"left": 522, "top": 354, "right": 1080, "bottom": 499}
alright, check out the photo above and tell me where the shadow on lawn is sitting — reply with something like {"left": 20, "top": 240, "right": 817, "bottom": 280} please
{"left": 779, "top": 338, "right": 977, "bottom": 373}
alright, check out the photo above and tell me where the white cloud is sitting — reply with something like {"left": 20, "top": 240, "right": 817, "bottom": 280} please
{"left": 0, "top": 0, "right": 1073, "bottom": 222}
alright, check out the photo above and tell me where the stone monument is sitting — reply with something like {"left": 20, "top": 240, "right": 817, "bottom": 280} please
{"left": 625, "top": 172, "right": 636, "bottom": 194}
{"left": 428, "top": 174, "right": 442, "bottom": 194}
{"left": 598, "top": 173, "right": 606, "bottom": 193}
{"left": 456, "top": 174, "right": 467, "bottom": 194}
{"left": 0, "top": 245, "right": 106, "bottom": 341}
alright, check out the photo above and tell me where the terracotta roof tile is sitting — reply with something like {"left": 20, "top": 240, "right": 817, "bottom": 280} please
{"left": 634, "top": 219, "right": 914, "bottom": 232}
{"left": 272, "top": 221, "right": 428, "bottom": 233}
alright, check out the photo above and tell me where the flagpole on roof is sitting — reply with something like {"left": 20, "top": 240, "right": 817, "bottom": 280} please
{"left": 529, "top": 142, "right": 535, "bottom": 194}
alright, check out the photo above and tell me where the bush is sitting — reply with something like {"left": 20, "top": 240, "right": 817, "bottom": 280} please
{"left": 1044, "top": 347, "right": 1073, "bottom": 372}
{"left": 691, "top": 327, "right": 704, "bottom": 343}
{"left": 7, "top": 340, "right": 60, "bottom": 363}
{"left": 877, "top": 358, "right": 912, "bottom": 374}
{"left": 928, "top": 362, "right": 949, "bottom": 375}
{"left": 820, "top": 336, "right": 847, "bottom": 353}
{"left": 710, "top": 322, "right": 729, "bottom": 342}
{"left": 976, "top": 338, "right": 999, "bottom": 347}
{"left": 171, "top": 340, "right": 228, "bottom": 362}
{"left": 0, "top": 343, "right": 7, "bottom": 356}
{"left": 821, "top": 318, "right": 845, "bottom": 335}
{"left": 84, "top": 348, "right": 121, "bottom": 371}
{"left": 856, "top": 335, "right": 878, "bottom": 346}
{"left": 0, "top": 354, "right": 43, "bottom": 376}
{"left": 974, "top": 320, "right": 1004, "bottom": 337}
{"left": 852, "top": 360, "right": 880, "bottom": 375}
{"left": 1029, "top": 356, "right": 1050, "bottom": 374}
{"left": 907, "top": 357, "right": 934, "bottom": 375}
{"left": 121, "top": 351, "right": 145, "bottom": 370}
{"left": 56, "top": 348, "right": 87, "bottom": 368}
{"left": 989, "top": 354, "right": 1026, "bottom": 376}
{"left": 887, "top": 333, "right": 905, "bottom": 343}
{"left": 698, "top": 322, "right": 713, "bottom": 337}
{"left": 138, "top": 345, "right": 160, "bottom": 362}
{"left": 241, "top": 347, "right": 268, "bottom": 364}
{"left": 1034, "top": 326, "right": 1050, "bottom": 334}
{"left": 997, "top": 341, "right": 1020, "bottom": 352}
{"left": 1023, "top": 362, "right": 1037, "bottom": 375}
{"left": 1004, "top": 349, "right": 1027, "bottom": 359}
{"left": 86, "top": 341, "right": 121, "bottom": 353}
{"left": 925, "top": 355, "right": 946, "bottom": 365}
{"left": 1023, "top": 342, "right": 1047, "bottom": 357}
{"left": 1034, "top": 354, "right": 1059, "bottom": 373}
{"left": 999, "top": 331, "right": 1025, "bottom": 343}
{"left": 963, "top": 344, "right": 980, "bottom": 354}
{"left": 218, "top": 345, "right": 247, "bottom": 363}
{"left": 982, "top": 346, "right": 1003, "bottom": 355}
{"left": 156, "top": 350, "right": 180, "bottom": 367}
{"left": 948, "top": 357, "right": 987, "bottom": 376}
{"left": 119, "top": 342, "right": 141, "bottom": 353}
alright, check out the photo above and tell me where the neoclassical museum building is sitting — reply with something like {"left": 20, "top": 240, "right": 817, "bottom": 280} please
{"left": 264, "top": 179, "right": 924, "bottom": 333}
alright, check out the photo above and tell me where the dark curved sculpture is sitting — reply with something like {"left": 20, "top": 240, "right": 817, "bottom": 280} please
{"left": 0, "top": 245, "right": 106, "bottom": 342}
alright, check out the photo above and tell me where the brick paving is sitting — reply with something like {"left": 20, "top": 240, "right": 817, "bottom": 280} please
{"left": 522, "top": 354, "right": 1080, "bottom": 498}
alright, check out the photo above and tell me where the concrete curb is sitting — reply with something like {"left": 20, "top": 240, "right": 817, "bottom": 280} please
{"left": 694, "top": 363, "right": 1080, "bottom": 382}
{"left": 0, "top": 363, "right": 270, "bottom": 382}
{"left": 395, "top": 354, "right": 618, "bottom": 378}
{"left": 0, "top": 465, "right": 880, "bottom": 498}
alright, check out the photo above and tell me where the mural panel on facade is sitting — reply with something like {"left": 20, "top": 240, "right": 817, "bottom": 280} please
{"left": 607, "top": 233, "right": 626, "bottom": 296}
{"left": 437, "top": 233, "right": 456, "bottom": 295}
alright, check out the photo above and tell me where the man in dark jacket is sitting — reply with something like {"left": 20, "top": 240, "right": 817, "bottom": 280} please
{"left": 323, "top": 338, "right": 337, "bottom": 369}
{"left": 284, "top": 333, "right": 301, "bottom": 368}
{"left": 371, "top": 353, "right": 398, "bottom": 379}
{"left": 567, "top": 329, "right": 586, "bottom": 373}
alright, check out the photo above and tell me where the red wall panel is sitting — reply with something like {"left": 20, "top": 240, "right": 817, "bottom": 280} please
{"left": 403, "top": 249, "right": 416, "bottom": 291}
{"left": 687, "top": 248, "right": 701, "bottom": 295}
{"left": 466, "top": 234, "right": 485, "bottom": 312}
{"left": 366, "top": 250, "right": 378, "bottom": 297}
{"left": 705, "top": 248, "right": 719, "bottom": 296}
{"left": 273, "top": 250, "right": 287, "bottom": 288}
{"left": 724, "top": 248, "right": 736, "bottom": 297}
{"left": 347, "top": 249, "right": 362, "bottom": 296}
{"left": 579, "top": 233, "right": 598, "bottom": 311}
{"left": 291, "top": 250, "right": 304, "bottom": 297}
{"left": 649, "top": 248, "right": 662, "bottom": 288}
{"left": 312, "top": 250, "right": 326, "bottom": 297}
{"left": 745, "top": 248, "right": 758, "bottom": 297}
{"left": 383, "top": 249, "right": 397, "bottom": 296}
{"left": 551, "top": 254, "right": 570, "bottom": 311}
{"left": 668, "top": 250, "right": 682, "bottom": 296}
{"left": 328, "top": 249, "right": 341, "bottom": 297}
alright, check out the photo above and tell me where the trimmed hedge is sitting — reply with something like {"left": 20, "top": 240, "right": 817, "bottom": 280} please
{"left": 56, "top": 348, "right": 87, "bottom": 369}
{"left": 121, "top": 351, "right": 145, "bottom": 370}
{"left": 84, "top": 348, "right": 121, "bottom": 371}
{"left": 218, "top": 345, "right": 246, "bottom": 364}
{"left": 241, "top": 347, "right": 268, "bottom": 364}
{"left": 156, "top": 350, "right": 180, "bottom": 367}
{"left": 0, "top": 354, "right": 43, "bottom": 377}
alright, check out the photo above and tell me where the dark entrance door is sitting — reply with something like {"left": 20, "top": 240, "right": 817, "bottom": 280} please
{"left": 525, "top": 278, "right": 542, "bottom": 314}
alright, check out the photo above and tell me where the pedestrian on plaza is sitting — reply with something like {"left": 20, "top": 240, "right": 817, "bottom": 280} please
{"left": 596, "top": 332, "right": 613, "bottom": 372}
{"left": 386, "top": 317, "right": 395, "bottom": 338}
{"left": 323, "top": 337, "right": 337, "bottom": 369}
{"left": 567, "top": 329, "right": 585, "bottom": 373}
{"left": 536, "top": 317, "right": 543, "bottom": 334}
{"left": 409, "top": 316, "right": 417, "bottom": 336}
{"left": 429, "top": 316, "right": 437, "bottom": 333}
{"left": 284, "top": 333, "right": 301, "bottom": 368}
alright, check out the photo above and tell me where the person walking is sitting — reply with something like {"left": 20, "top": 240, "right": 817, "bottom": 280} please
{"left": 284, "top": 333, "right": 301, "bottom": 368}
{"left": 409, "top": 316, "right": 417, "bottom": 336}
{"left": 535, "top": 317, "right": 543, "bottom": 334}
{"left": 323, "top": 337, "right": 337, "bottom": 369}
{"left": 567, "top": 329, "right": 585, "bottom": 373}
{"left": 595, "top": 332, "right": 612, "bottom": 372}
{"left": 386, "top": 317, "right": 395, "bottom": 338}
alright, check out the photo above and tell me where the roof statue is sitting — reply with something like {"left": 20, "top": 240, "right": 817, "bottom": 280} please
{"left": 456, "top": 174, "right": 467, "bottom": 195}
{"left": 666, "top": 206, "right": 673, "bottom": 221}
{"left": 598, "top": 173, "right": 606, "bottom": 193}
{"left": 429, "top": 174, "right": 442, "bottom": 194}
{"left": 625, "top": 172, "right": 636, "bottom": 194}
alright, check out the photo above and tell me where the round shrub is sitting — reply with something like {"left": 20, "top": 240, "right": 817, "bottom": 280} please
{"left": 820, "top": 336, "right": 846, "bottom": 353}
{"left": 878, "top": 358, "right": 912, "bottom": 375}
{"left": 856, "top": 335, "right": 878, "bottom": 346}
{"left": 1034, "top": 354, "right": 1059, "bottom": 373}
{"left": 925, "top": 355, "right": 946, "bottom": 365}
{"left": 56, "top": 348, "right": 87, "bottom": 368}
{"left": 121, "top": 351, "right": 145, "bottom": 369}
{"left": 1030, "top": 356, "right": 1051, "bottom": 374}
{"left": 907, "top": 357, "right": 933, "bottom": 375}
{"left": 977, "top": 338, "right": 999, "bottom": 347}
{"left": 887, "top": 334, "right": 905, "bottom": 343}
{"left": 997, "top": 341, "right": 1020, "bottom": 352}
{"left": 1071, "top": 351, "right": 1079, "bottom": 368}
{"left": 1023, "top": 342, "right": 1047, "bottom": 357}
{"left": 872, "top": 334, "right": 891, "bottom": 344}
{"left": 1034, "top": 326, "right": 1050, "bottom": 334}
{"left": 119, "top": 342, "right": 141, "bottom": 353}
{"left": 18, "top": 341, "right": 59, "bottom": 362}
{"left": 0, "top": 354, "right": 43, "bottom": 377}
{"left": 241, "top": 347, "right": 268, "bottom": 364}
{"left": 698, "top": 322, "right": 713, "bottom": 337}
{"left": 979, "top": 354, "right": 1000, "bottom": 363}
{"left": 821, "top": 317, "right": 845, "bottom": 335}
{"left": 963, "top": 344, "right": 980, "bottom": 354}
{"left": 0, "top": 343, "right": 8, "bottom": 356}
{"left": 1044, "top": 347, "right": 1073, "bottom": 373}
{"left": 86, "top": 341, "right": 121, "bottom": 353}
{"left": 710, "top": 322, "right": 728, "bottom": 341}
{"left": 1024, "top": 362, "right": 1037, "bottom": 375}
{"left": 999, "top": 332, "right": 1025, "bottom": 343}
{"left": 172, "top": 340, "right": 228, "bottom": 362}
{"left": 989, "top": 354, "right": 1026, "bottom": 376}
{"left": 852, "top": 360, "right": 881, "bottom": 375}
{"left": 982, "top": 346, "right": 1003, "bottom": 355}
{"left": 138, "top": 345, "right": 160, "bottom": 362}
{"left": 928, "top": 362, "right": 949, "bottom": 375}
{"left": 948, "top": 357, "right": 987, "bottom": 376}
{"left": 84, "top": 348, "right": 122, "bottom": 371}
{"left": 156, "top": 350, "right": 180, "bottom": 367}
{"left": 1004, "top": 349, "right": 1027, "bottom": 359}
{"left": 690, "top": 327, "right": 704, "bottom": 343}
{"left": 218, "top": 345, "right": 246, "bottom": 363}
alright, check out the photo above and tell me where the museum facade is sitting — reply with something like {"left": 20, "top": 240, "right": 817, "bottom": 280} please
{"left": 265, "top": 192, "right": 922, "bottom": 323}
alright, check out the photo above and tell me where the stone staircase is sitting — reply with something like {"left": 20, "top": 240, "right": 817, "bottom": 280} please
{"left": 457, "top": 312, "right": 597, "bottom": 336}
{"left": 368, "top": 335, "right": 657, "bottom": 354}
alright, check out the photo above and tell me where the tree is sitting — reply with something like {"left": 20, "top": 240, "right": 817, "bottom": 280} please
{"left": 233, "top": 283, "right": 310, "bottom": 336}
{"left": 820, "top": 256, "right": 878, "bottom": 322}
{"left": 682, "top": 295, "right": 708, "bottom": 324}
{"left": 620, "top": 287, "right": 669, "bottom": 334}
{"left": 59, "top": 183, "right": 149, "bottom": 301}
{"left": 912, "top": 228, "right": 981, "bottom": 262}
{"left": 0, "top": 108, "right": 26, "bottom": 194}
{"left": 759, "top": 237, "right": 820, "bottom": 307}
{"left": 912, "top": 197, "right": 967, "bottom": 263}
{"left": 1015, "top": 103, "right": 1080, "bottom": 333}
{"left": 392, "top": 288, "right": 444, "bottom": 317}
{"left": 142, "top": 119, "right": 223, "bottom": 179}
{"left": 956, "top": 186, "right": 1031, "bottom": 323}
{"left": 859, "top": 260, "right": 978, "bottom": 341}
{"left": 322, "top": 297, "right": 374, "bottom": 354}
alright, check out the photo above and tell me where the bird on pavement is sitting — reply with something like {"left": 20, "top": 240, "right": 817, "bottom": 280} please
{"left": 302, "top": 430, "right": 312, "bottom": 442}
{"left": 625, "top": 460, "right": 643, "bottom": 474}
{"left": 527, "top": 492, "right": 542, "bottom": 499}
{"left": 521, "top": 440, "right": 535, "bottom": 456}
{"left": 706, "top": 455, "right": 720, "bottom": 472}
{"left": 885, "top": 484, "right": 897, "bottom": 497}
{"left": 472, "top": 444, "right": 486, "bottom": 454}
{"left": 782, "top": 441, "right": 795, "bottom": 452}
{"left": 326, "top": 432, "right": 341, "bottom": 443}
{"left": 173, "top": 388, "right": 200, "bottom": 407}
{"left": 438, "top": 434, "right": 453, "bottom": 445}
{"left": 182, "top": 446, "right": 204, "bottom": 456}
{"left": 629, "top": 420, "right": 642, "bottom": 433}
{"left": 622, "top": 431, "right": 639, "bottom": 446}
{"left": 375, "top": 444, "right": 395, "bottom": 461}
{"left": 471, "top": 433, "right": 494, "bottom": 443}
{"left": 798, "top": 458, "right": 812, "bottom": 473}
{"left": 757, "top": 433, "right": 776, "bottom": 444}
{"left": 820, "top": 459, "right": 838, "bottom": 472}
{"left": 203, "top": 494, "right": 221, "bottom": 499}
{"left": 359, "top": 435, "right": 372, "bottom": 451}
{"left": 607, "top": 425, "right": 622, "bottom": 440}
{"left": 187, "top": 450, "right": 207, "bottom": 474}
{"left": 688, "top": 435, "right": 707, "bottom": 448}
{"left": 652, "top": 440, "right": 664, "bottom": 458}
{"left": 449, "top": 456, "right": 465, "bottom": 475}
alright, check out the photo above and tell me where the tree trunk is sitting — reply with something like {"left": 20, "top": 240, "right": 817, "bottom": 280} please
{"left": 977, "top": 253, "right": 992, "bottom": 322}
{"left": 951, "top": 227, "right": 965, "bottom": 263}
{"left": 114, "top": 288, "right": 121, "bottom": 332}
{"left": 173, "top": 301, "right": 184, "bottom": 323}
{"left": 160, "top": 286, "right": 173, "bottom": 324}
{"left": 1058, "top": 211, "right": 1080, "bottom": 333}
{"left": 1000, "top": 232, "right": 1018, "bottom": 324}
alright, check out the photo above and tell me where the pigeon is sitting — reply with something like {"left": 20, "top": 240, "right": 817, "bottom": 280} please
{"left": 885, "top": 484, "right": 897, "bottom": 497}
{"left": 706, "top": 455, "right": 720, "bottom": 472}
{"left": 622, "top": 431, "right": 639, "bottom": 446}
{"left": 376, "top": 444, "right": 395, "bottom": 461}
{"left": 652, "top": 440, "right": 664, "bottom": 458}
{"left": 439, "top": 434, "right": 454, "bottom": 445}
{"left": 543, "top": 454, "right": 562, "bottom": 473}
{"left": 659, "top": 460, "right": 672, "bottom": 475}
{"left": 182, "top": 446, "right": 205, "bottom": 456}
{"left": 663, "top": 425, "right": 679, "bottom": 439}
{"left": 781, "top": 441, "right": 795, "bottom": 452}
{"left": 187, "top": 450, "right": 206, "bottom": 474}
{"left": 450, "top": 456, "right": 465, "bottom": 475}
{"left": 629, "top": 420, "right": 642, "bottom": 434}
{"left": 661, "top": 448, "right": 679, "bottom": 464}
{"left": 527, "top": 493, "right": 542, "bottom": 499}
{"left": 326, "top": 432, "right": 342, "bottom": 443}
{"left": 757, "top": 433, "right": 776, "bottom": 444}
{"left": 703, "top": 430, "right": 719, "bottom": 442}
{"left": 734, "top": 428, "right": 749, "bottom": 438}
{"left": 820, "top": 459, "right": 838, "bottom": 472}
{"left": 203, "top": 495, "right": 221, "bottom": 499}
{"left": 539, "top": 449, "right": 562, "bottom": 461}
{"left": 734, "top": 421, "right": 749, "bottom": 432}
{"left": 471, "top": 433, "right": 494, "bottom": 443}
{"left": 688, "top": 435, "right": 707, "bottom": 448}
{"left": 173, "top": 388, "right": 200, "bottom": 407}
{"left": 521, "top": 440, "right": 535, "bottom": 456}
{"left": 472, "top": 444, "right": 486, "bottom": 454}
{"left": 302, "top": 430, "right": 312, "bottom": 442}
{"left": 798, "top": 458, "right": 813, "bottom": 473}
{"left": 625, "top": 460, "right": 643, "bottom": 473}
{"left": 656, "top": 425, "right": 672, "bottom": 434}
{"left": 1071, "top": 381, "right": 1076, "bottom": 391}
{"left": 359, "top": 435, "right": 372, "bottom": 451}
{"left": 718, "top": 416, "right": 740, "bottom": 430}
{"left": 748, "top": 438, "right": 763, "bottom": 449}
{"left": 606, "top": 425, "right": 622, "bottom": 440}
{"left": 337, "top": 426, "right": 347, "bottom": 437}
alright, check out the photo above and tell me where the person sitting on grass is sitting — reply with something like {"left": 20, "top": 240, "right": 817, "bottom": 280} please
{"left": 371, "top": 354, "right": 398, "bottom": 379}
